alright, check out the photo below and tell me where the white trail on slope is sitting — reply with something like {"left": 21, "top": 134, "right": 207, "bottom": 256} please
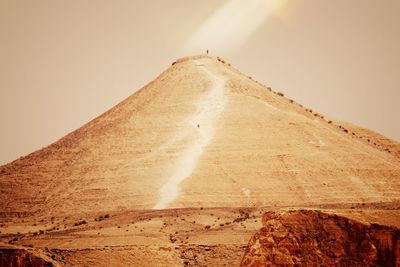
{"left": 153, "top": 61, "right": 226, "bottom": 209}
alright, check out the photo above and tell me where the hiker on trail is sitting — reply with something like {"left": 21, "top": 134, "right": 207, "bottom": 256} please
{"left": 206, "top": 49, "right": 209, "bottom": 55}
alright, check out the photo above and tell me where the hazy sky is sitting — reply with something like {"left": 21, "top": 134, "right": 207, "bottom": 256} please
{"left": 1, "top": 0, "right": 399, "bottom": 164}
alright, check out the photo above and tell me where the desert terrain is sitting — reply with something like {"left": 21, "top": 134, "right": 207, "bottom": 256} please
{"left": 1, "top": 55, "right": 399, "bottom": 266}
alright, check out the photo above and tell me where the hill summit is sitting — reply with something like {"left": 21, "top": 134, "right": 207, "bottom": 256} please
{"left": 1, "top": 55, "right": 399, "bottom": 215}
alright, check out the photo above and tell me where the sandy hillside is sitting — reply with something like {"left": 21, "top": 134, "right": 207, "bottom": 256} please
{"left": 0, "top": 55, "right": 399, "bottom": 266}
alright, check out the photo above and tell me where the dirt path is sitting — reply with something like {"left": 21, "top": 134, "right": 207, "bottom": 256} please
{"left": 153, "top": 60, "right": 226, "bottom": 209}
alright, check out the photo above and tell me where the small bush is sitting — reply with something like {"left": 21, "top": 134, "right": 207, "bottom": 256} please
{"left": 169, "top": 234, "right": 177, "bottom": 243}
{"left": 217, "top": 57, "right": 226, "bottom": 64}
{"left": 74, "top": 219, "right": 87, "bottom": 226}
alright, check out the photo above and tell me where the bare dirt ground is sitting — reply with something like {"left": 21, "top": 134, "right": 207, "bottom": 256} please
{"left": 1, "top": 202, "right": 399, "bottom": 266}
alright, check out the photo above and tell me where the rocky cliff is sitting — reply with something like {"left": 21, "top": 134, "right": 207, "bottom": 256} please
{"left": 241, "top": 210, "right": 400, "bottom": 266}
{"left": 0, "top": 246, "right": 59, "bottom": 267}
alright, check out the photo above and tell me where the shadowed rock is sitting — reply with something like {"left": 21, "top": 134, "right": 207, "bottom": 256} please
{"left": 0, "top": 247, "right": 56, "bottom": 267}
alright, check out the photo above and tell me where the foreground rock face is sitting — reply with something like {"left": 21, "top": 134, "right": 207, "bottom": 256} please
{"left": 0, "top": 248, "right": 54, "bottom": 267}
{"left": 241, "top": 210, "right": 400, "bottom": 266}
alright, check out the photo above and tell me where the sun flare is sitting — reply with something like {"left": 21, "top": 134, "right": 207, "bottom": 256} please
{"left": 181, "top": 0, "right": 288, "bottom": 56}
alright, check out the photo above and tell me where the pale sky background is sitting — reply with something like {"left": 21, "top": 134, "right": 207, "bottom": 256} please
{"left": 0, "top": 0, "right": 399, "bottom": 165}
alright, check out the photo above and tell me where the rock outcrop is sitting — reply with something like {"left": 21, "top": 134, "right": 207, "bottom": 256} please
{"left": 0, "top": 247, "right": 57, "bottom": 267}
{"left": 241, "top": 210, "right": 400, "bottom": 266}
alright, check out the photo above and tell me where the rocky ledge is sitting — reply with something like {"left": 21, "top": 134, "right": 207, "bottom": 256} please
{"left": 241, "top": 210, "right": 400, "bottom": 266}
{"left": 0, "top": 246, "right": 58, "bottom": 267}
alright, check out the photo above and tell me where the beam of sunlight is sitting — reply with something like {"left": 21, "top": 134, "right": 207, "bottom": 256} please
{"left": 180, "top": 0, "right": 288, "bottom": 56}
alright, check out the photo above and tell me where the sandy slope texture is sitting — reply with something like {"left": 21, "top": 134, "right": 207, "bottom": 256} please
{"left": 1, "top": 55, "right": 399, "bottom": 217}
{"left": 338, "top": 121, "right": 400, "bottom": 158}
